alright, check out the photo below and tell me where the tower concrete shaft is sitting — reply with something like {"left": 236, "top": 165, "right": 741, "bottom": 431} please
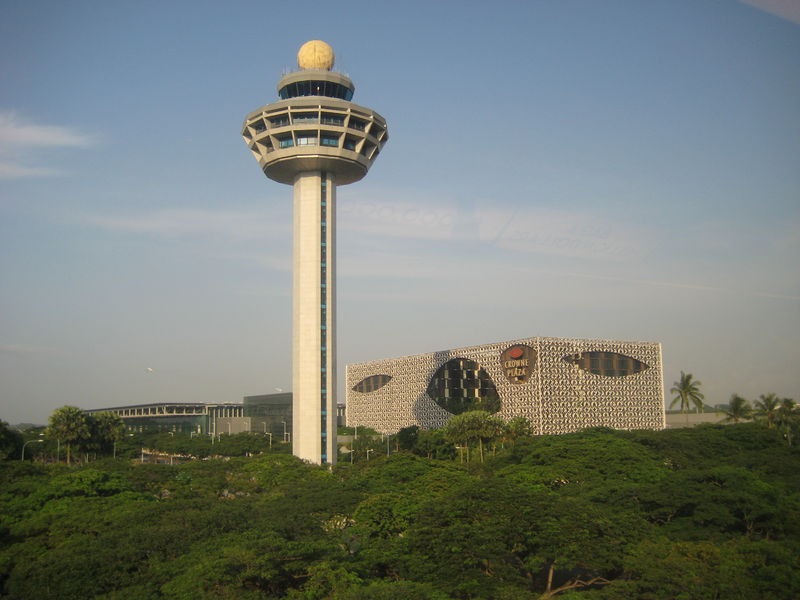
{"left": 292, "top": 171, "right": 336, "bottom": 464}
{"left": 242, "top": 41, "right": 387, "bottom": 465}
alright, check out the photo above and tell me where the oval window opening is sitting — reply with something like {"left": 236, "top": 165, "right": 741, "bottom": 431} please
{"left": 563, "top": 352, "right": 649, "bottom": 377}
{"left": 352, "top": 374, "right": 392, "bottom": 393}
{"left": 427, "top": 358, "right": 500, "bottom": 415}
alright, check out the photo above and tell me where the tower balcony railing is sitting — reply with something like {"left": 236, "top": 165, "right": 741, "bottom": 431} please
{"left": 245, "top": 112, "right": 385, "bottom": 184}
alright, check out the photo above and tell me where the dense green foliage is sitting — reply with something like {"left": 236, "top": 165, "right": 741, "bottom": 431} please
{"left": 19, "top": 426, "right": 286, "bottom": 464}
{"left": 1, "top": 423, "right": 798, "bottom": 599}
{"left": 0, "top": 421, "right": 23, "bottom": 460}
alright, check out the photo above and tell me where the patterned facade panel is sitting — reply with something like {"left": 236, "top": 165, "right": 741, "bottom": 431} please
{"left": 346, "top": 337, "right": 664, "bottom": 435}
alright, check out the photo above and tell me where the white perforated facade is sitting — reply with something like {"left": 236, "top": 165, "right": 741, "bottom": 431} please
{"left": 346, "top": 337, "right": 665, "bottom": 434}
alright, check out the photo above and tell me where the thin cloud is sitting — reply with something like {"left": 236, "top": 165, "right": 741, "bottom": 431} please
{"left": 476, "top": 206, "right": 647, "bottom": 262}
{"left": 0, "top": 112, "right": 96, "bottom": 147}
{"left": 340, "top": 249, "right": 449, "bottom": 280}
{"left": 87, "top": 208, "right": 289, "bottom": 240}
{"left": 741, "top": 0, "right": 800, "bottom": 24}
{"left": 213, "top": 250, "right": 292, "bottom": 272}
{"left": 557, "top": 270, "right": 800, "bottom": 301}
{"left": 339, "top": 194, "right": 457, "bottom": 241}
{"left": 0, "top": 111, "right": 97, "bottom": 179}
{"left": 753, "top": 290, "right": 800, "bottom": 301}
{"left": 0, "top": 343, "right": 62, "bottom": 358}
{"left": 0, "top": 163, "right": 62, "bottom": 178}
{"left": 340, "top": 190, "right": 649, "bottom": 262}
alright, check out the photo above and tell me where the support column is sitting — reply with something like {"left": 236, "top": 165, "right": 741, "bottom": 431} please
{"left": 293, "top": 171, "right": 337, "bottom": 464}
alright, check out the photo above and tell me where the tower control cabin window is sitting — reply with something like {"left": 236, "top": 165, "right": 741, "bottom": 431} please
{"left": 279, "top": 80, "right": 354, "bottom": 101}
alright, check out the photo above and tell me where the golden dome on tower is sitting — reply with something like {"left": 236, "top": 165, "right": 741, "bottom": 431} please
{"left": 297, "top": 40, "right": 335, "bottom": 70}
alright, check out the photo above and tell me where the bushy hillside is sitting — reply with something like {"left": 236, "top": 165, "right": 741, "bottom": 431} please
{"left": 1, "top": 423, "right": 798, "bottom": 599}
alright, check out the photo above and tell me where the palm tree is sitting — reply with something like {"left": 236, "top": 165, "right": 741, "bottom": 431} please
{"left": 444, "top": 410, "right": 506, "bottom": 463}
{"left": 777, "top": 398, "right": 796, "bottom": 423}
{"left": 776, "top": 398, "right": 797, "bottom": 445}
{"left": 479, "top": 414, "right": 506, "bottom": 459}
{"left": 93, "top": 412, "right": 126, "bottom": 457}
{"left": 670, "top": 371, "right": 705, "bottom": 425}
{"left": 502, "top": 416, "right": 534, "bottom": 447}
{"left": 722, "top": 394, "right": 752, "bottom": 424}
{"left": 753, "top": 393, "right": 780, "bottom": 428}
{"left": 444, "top": 411, "right": 478, "bottom": 462}
{"left": 46, "top": 406, "right": 91, "bottom": 464}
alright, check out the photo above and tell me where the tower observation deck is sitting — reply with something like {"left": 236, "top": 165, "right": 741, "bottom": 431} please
{"left": 242, "top": 41, "right": 388, "bottom": 465}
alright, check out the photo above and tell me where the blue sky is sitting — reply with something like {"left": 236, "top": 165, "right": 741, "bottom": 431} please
{"left": 1, "top": 0, "right": 798, "bottom": 425}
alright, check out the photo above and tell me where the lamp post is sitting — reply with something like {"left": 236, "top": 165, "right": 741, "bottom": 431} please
{"left": 21, "top": 439, "right": 43, "bottom": 461}
{"left": 365, "top": 448, "right": 373, "bottom": 461}
{"left": 282, "top": 420, "right": 288, "bottom": 443}
{"left": 264, "top": 432, "right": 273, "bottom": 448}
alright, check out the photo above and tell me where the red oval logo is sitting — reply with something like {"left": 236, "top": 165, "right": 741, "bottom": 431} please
{"left": 509, "top": 347, "right": 524, "bottom": 359}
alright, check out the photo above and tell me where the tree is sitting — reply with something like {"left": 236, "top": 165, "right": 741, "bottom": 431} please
{"left": 669, "top": 372, "right": 704, "bottom": 425}
{"left": 444, "top": 411, "right": 480, "bottom": 462}
{"left": 753, "top": 393, "right": 780, "bottom": 428}
{"left": 775, "top": 398, "right": 798, "bottom": 446}
{"left": 1, "top": 422, "right": 799, "bottom": 599}
{"left": 348, "top": 433, "right": 385, "bottom": 463}
{"left": 412, "top": 429, "right": 454, "bottom": 461}
{"left": 479, "top": 414, "right": 506, "bottom": 460}
{"left": 600, "top": 537, "right": 795, "bottom": 600}
{"left": 443, "top": 411, "right": 505, "bottom": 463}
{"left": 396, "top": 425, "right": 419, "bottom": 451}
{"left": 93, "top": 412, "right": 126, "bottom": 456}
{"left": 722, "top": 394, "right": 752, "bottom": 424}
{"left": 0, "top": 419, "right": 23, "bottom": 460}
{"left": 46, "top": 405, "right": 91, "bottom": 464}
{"left": 502, "top": 417, "right": 534, "bottom": 447}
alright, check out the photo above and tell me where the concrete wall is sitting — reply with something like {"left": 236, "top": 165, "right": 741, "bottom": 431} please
{"left": 665, "top": 411, "right": 727, "bottom": 428}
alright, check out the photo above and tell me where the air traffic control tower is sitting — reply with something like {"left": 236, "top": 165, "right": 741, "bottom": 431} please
{"left": 242, "top": 41, "right": 388, "bottom": 464}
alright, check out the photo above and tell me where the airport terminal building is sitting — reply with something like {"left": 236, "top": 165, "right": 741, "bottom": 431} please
{"left": 346, "top": 336, "right": 665, "bottom": 435}
{"left": 85, "top": 393, "right": 347, "bottom": 440}
{"left": 85, "top": 393, "right": 295, "bottom": 439}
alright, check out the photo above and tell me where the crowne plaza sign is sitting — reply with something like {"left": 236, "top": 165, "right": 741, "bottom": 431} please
{"left": 500, "top": 344, "right": 536, "bottom": 384}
